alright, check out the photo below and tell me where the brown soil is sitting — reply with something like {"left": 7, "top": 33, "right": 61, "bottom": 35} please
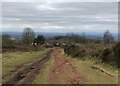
{"left": 2, "top": 48, "right": 87, "bottom": 85}
{"left": 47, "top": 47, "right": 87, "bottom": 84}
{"left": 3, "top": 50, "right": 53, "bottom": 86}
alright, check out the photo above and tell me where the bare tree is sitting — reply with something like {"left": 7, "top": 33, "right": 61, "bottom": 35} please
{"left": 103, "top": 30, "right": 114, "bottom": 44}
{"left": 22, "top": 27, "right": 35, "bottom": 45}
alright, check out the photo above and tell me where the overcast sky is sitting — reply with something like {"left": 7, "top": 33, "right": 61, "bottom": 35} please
{"left": 1, "top": 0, "right": 118, "bottom": 33}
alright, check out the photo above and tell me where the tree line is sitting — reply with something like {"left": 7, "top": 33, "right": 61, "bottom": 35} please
{"left": 2, "top": 27, "right": 45, "bottom": 47}
{"left": 2, "top": 27, "right": 117, "bottom": 51}
{"left": 2, "top": 27, "right": 46, "bottom": 52}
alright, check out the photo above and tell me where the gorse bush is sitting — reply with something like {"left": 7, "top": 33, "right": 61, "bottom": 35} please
{"left": 101, "top": 48, "right": 112, "bottom": 63}
{"left": 33, "top": 35, "right": 45, "bottom": 45}
{"left": 113, "top": 43, "right": 120, "bottom": 68}
{"left": 100, "top": 43, "right": 120, "bottom": 67}
{"left": 64, "top": 43, "right": 119, "bottom": 67}
{"left": 64, "top": 45, "right": 86, "bottom": 58}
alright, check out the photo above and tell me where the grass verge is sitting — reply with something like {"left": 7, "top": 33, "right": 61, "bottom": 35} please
{"left": 2, "top": 49, "right": 50, "bottom": 83}
{"left": 33, "top": 53, "right": 53, "bottom": 84}
{"left": 66, "top": 56, "right": 118, "bottom": 84}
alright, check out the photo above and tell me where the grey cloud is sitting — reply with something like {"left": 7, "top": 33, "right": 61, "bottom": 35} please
{"left": 2, "top": 2, "right": 118, "bottom": 33}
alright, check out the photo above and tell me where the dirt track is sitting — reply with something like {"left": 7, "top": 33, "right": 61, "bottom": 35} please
{"left": 3, "top": 48, "right": 87, "bottom": 85}
{"left": 47, "top": 48, "right": 87, "bottom": 84}
{"left": 3, "top": 50, "right": 53, "bottom": 85}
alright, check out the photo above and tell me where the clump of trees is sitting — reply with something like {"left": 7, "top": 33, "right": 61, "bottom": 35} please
{"left": 33, "top": 35, "right": 45, "bottom": 45}
{"left": 22, "top": 27, "right": 46, "bottom": 46}
{"left": 2, "top": 27, "right": 46, "bottom": 52}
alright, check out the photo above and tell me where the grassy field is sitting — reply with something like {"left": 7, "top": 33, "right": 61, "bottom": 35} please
{"left": 2, "top": 49, "right": 50, "bottom": 83}
{"left": 67, "top": 56, "right": 118, "bottom": 84}
{"left": 33, "top": 53, "right": 54, "bottom": 84}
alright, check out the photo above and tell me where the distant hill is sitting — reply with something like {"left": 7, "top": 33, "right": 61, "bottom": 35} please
{"left": 1, "top": 31, "right": 118, "bottom": 41}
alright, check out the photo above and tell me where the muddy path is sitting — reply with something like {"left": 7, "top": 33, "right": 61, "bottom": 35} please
{"left": 47, "top": 48, "right": 87, "bottom": 84}
{"left": 3, "top": 50, "right": 53, "bottom": 85}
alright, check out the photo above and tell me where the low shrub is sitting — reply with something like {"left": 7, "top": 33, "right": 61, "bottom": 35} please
{"left": 113, "top": 43, "right": 120, "bottom": 68}
{"left": 101, "top": 48, "right": 112, "bottom": 63}
{"left": 64, "top": 45, "right": 86, "bottom": 58}
{"left": 2, "top": 44, "right": 44, "bottom": 52}
{"left": 64, "top": 43, "right": 119, "bottom": 68}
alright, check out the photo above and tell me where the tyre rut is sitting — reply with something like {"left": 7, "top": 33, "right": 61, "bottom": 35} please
{"left": 3, "top": 50, "right": 53, "bottom": 85}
